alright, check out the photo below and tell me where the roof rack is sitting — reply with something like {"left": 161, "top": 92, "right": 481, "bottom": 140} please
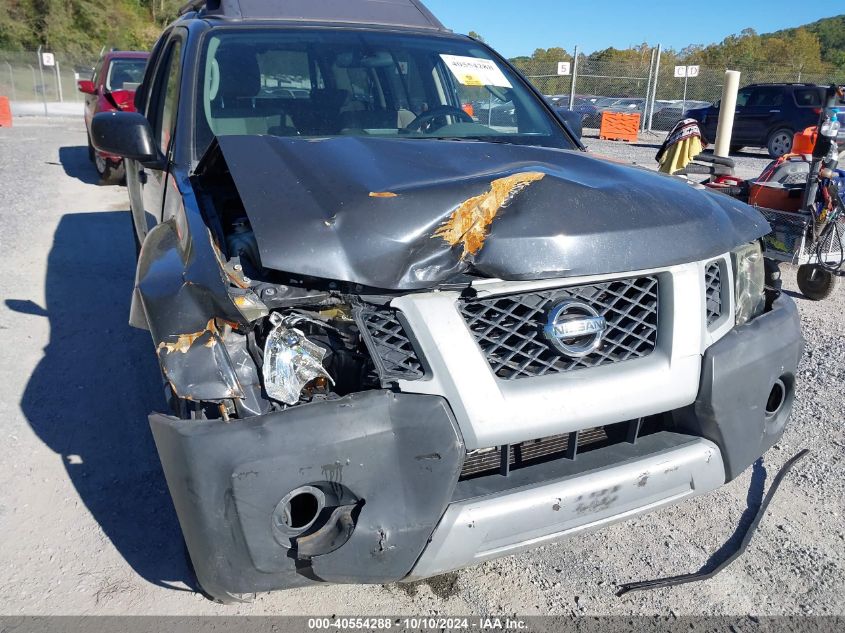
{"left": 177, "top": 0, "right": 447, "bottom": 31}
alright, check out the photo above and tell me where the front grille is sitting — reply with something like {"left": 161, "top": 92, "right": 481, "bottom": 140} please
{"left": 460, "top": 276, "right": 659, "bottom": 380}
{"left": 705, "top": 262, "right": 723, "bottom": 327}
{"left": 357, "top": 308, "right": 424, "bottom": 382}
{"left": 460, "top": 427, "right": 608, "bottom": 479}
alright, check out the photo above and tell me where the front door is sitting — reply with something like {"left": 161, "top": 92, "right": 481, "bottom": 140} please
{"left": 129, "top": 34, "right": 184, "bottom": 247}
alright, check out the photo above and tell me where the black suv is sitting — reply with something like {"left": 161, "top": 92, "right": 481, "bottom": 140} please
{"left": 91, "top": 0, "right": 801, "bottom": 603}
{"left": 686, "top": 83, "right": 842, "bottom": 158}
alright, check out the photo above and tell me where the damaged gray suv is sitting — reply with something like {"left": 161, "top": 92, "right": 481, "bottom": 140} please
{"left": 92, "top": 0, "right": 804, "bottom": 602}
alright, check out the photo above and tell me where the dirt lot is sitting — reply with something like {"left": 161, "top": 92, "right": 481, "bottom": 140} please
{"left": 0, "top": 120, "right": 843, "bottom": 617}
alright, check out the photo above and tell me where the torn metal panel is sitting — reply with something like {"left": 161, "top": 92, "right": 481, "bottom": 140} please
{"left": 209, "top": 135, "right": 771, "bottom": 290}
{"left": 157, "top": 318, "right": 245, "bottom": 401}
{"left": 134, "top": 174, "right": 250, "bottom": 402}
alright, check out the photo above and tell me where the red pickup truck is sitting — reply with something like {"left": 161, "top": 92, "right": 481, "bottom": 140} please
{"left": 78, "top": 50, "right": 149, "bottom": 184}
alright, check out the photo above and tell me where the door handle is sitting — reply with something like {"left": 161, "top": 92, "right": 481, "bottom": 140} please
{"left": 769, "top": 110, "right": 781, "bottom": 113}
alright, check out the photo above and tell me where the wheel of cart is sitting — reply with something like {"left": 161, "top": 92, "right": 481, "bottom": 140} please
{"left": 759, "top": 207, "right": 844, "bottom": 301}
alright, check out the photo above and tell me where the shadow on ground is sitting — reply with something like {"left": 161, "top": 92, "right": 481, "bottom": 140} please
{"left": 57, "top": 146, "right": 101, "bottom": 186}
{"left": 12, "top": 200, "right": 195, "bottom": 592}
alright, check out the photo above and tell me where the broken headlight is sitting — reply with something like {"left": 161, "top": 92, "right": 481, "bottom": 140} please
{"left": 732, "top": 241, "right": 765, "bottom": 326}
{"left": 262, "top": 313, "right": 334, "bottom": 405}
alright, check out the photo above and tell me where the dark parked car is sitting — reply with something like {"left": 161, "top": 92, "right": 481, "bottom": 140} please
{"left": 91, "top": 0, "right": 802, "bottom": 603}
{"left": 652, "top": 100, "right": 711, "bottom": 131}
{"left": 472, "top": 96, "right": 517, "bottom": 127}
{"left": 546, "top": 94, "right": 600, "bottom": 127}
{"left": 685, "top": 83, "right": 844, "bottom": 157}
{"left": 78, "top": 50, "right": 149, "bottom": 183}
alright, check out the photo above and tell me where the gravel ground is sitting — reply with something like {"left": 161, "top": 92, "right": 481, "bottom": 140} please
{"left": 0, "top": 120, "right": 843, "bottom": 617}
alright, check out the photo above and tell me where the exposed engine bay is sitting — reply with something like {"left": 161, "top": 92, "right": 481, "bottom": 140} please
{"left": 168, "top": 147, "right": 405, "bottom": 422}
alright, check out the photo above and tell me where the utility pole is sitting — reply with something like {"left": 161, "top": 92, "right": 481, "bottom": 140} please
{"left": 567, "top": 46, "right": 579, "bottom": 111}
{"left": 646, "top": 44, "right": 662, "bottom": 132}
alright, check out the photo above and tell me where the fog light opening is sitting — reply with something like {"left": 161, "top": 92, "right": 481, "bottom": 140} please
{"left": 765, "top": 379, "right": 787, "bottom": 418}
{"left": 274, "top": 486, "right": 325, "bottom": 537}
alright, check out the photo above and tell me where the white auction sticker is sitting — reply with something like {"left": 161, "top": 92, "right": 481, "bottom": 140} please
{"left": 440, "top": 54, "right": 512, "bottom": 88}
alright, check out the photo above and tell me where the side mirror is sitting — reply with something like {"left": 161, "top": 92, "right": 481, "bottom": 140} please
{"left": 554, "top": 108, "right": 583, "bottom": 142}
{"left": 77, "top": 80, "right": 96, "bottom": 95}
{"left": 91, "top": 111, "right": 164, "bottom": 167}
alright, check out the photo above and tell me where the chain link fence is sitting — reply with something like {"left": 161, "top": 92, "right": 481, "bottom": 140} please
{"left": 0, "top": 50, "right": 97, "bottom": 115}
{"left": 2, "top": 47, "right": 844, "bottom": 122}
{"left": 514, "top": 51, "right": 845, "bottom": 133}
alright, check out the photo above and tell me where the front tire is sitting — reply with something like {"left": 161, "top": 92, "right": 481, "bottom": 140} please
{"left": 797, "top": 264, "right": 838, "bottom": 301}
{"left": 767, "top": 128, "right": 794, "bottom": 158}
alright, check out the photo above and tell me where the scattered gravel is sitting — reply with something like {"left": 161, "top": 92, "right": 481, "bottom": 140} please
{"left": 0, "top": 121, "right": 842, "bottom": 617}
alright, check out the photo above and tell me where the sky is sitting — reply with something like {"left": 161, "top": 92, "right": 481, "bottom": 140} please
{"left": 422, "top": 1, "right": 840, "bottom": 58}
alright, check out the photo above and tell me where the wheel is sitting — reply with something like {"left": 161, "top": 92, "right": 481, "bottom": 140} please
{"left": 797, "top": 264, "right": 838, "bottom": 301}
{"left": 767, "top": 128, "right": 794, "bottom": 158}
{"left": 95, "top": 153, "right": 126, "bottom": 185}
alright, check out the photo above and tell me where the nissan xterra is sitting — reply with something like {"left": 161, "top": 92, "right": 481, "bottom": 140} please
{"left": 91, "top": 0, "right": 804, "bottom": 602}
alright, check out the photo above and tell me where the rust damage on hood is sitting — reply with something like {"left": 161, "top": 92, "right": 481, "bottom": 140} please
{"left": 432, "top": 172, "right": 546, "bottom": 259}
{"left": 157, "top": 318, "right": 221, "bottom": 355}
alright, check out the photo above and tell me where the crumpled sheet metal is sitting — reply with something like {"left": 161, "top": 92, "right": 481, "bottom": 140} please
{"left": 136, "top": 174, "right": 249, "bottom": 403}
{"left": 210, "top": 134, "right": 771, "bottom": 291}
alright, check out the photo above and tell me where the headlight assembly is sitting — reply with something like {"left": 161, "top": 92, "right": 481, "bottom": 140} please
{"left": 732, "top": 241, "right": 766, "bottom": 326}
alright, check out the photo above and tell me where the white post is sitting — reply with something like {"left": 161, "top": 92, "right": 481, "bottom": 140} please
{"left": 36, "top": 46, "right": 48, "bottom": 115}
{"left": 642, "top": 48, "right": 656, "bottom": 132}
{"left": 682, "top": 72, "right": 688, "bottom": 113}
{"left": 714, "top": 70, "right": 741, "bottom": 158}
{"left": 646, "top": 44, "right": 662, "bottom": 131}
{"left": 55, "top": 60, "right": 63, "bottom": 103}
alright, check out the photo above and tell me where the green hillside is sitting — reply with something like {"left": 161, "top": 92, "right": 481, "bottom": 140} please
{"left": 0, "top": 0, "right": 182, "bottom": 56}
{"left": 1, "top": 0, "right": 844, "bottom": 71}
{"left": 766, "top": 14, "right": 845, "bottom": 67}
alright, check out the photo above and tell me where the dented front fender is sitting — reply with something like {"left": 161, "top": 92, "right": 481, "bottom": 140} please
{"left": 131, "top": 174, "right": 248, "bottom": 402}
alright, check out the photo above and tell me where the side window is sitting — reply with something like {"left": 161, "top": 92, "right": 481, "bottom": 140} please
{"left": 748, "top": 87, "right": 783, "bottom": 107}
{"left": 91, "top": 59, "right": 105, "bottom": 86}
{"left": 794, "top": 89, "right": 822, "bottom": 107}
{"left": 150, "top": 40, "right": 183, "bottom": 156}
{"left": 735, "top": 89, "right": 752, "bottom": 108}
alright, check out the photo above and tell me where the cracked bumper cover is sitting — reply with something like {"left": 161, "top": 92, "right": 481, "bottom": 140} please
{"left": 674, "top": 292, "right": 804, "bottom": 481}
{"left": 149, "top": 391, "right": 465, "bottom": 598}
{"left": 150, "top": 295, "right": 802, "bottom": 596}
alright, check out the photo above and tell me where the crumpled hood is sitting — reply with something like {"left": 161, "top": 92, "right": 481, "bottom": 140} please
{"left": 212, "top": 135, "right": 769, "bottom": 290}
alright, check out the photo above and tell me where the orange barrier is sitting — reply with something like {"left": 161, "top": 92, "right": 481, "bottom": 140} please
{"left": 0, "top": 96, "right": 11, "bottom": 128}
{"left": 792, "top": 126, "right": 817, "bottom": 156}
{"left": 599, "top": 111, "right": 639, "bottom": 142}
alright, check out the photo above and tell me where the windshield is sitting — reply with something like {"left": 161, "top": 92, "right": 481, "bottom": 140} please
{"left": 195, "top": 29, "right": 572, "bottom": 156}
{"left": 106, "top": 58, "right": 147, "bottom": 92}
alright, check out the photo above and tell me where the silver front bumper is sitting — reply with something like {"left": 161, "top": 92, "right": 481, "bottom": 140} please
{"left": 407, "top": 436, "right": 725, "bottom": 580}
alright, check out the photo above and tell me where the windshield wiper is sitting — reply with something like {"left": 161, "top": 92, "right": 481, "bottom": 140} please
{"left": 407, "top": 136, "right": 514, "bottom": 144}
